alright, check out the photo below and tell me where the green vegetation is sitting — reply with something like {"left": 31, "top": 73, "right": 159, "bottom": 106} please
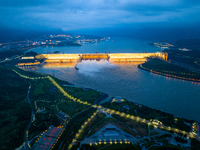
{"left": 1, "top": 57, "right": 200, "bottom": 150}
{"left": 140, "top": 58, "right": 200, "bottom": 80}
{"left": 150, "top": 131, "right": 159, "bottom": 136}
{"left": 0, "top": 50, "right": 25, "bottom": 60}
{"left": 191, "top": 138, "right": 200, "bottom": 150}
{"left": 149, "top": 125, "right": 154, "bottom": 130}
{"left": 80, "top": 143, "right": 141, "bottom": 150}
{"left": 142, "top": 140, "right": 157, "bottom": 149}
{"left": 174, "top": 136, "right": 187, "bottom": 144}
{"left": 57, "top": 101, "right": 90, "bottom": 116}
{"left": 88, "top": 117, "right": 140, "bottom": 138}
{"left": 0, "top": 66, "right": 31, "bottom": 150}
{"left": 30, "top": 78, "right": 65, "bottom": 102}
{"left": 12, "top": 65, "right": 46, "bottom": 78}
{"left": 1, "top": 65, "right": 103, "bottom": 149}
{"left": 149, "top": 144, "right": 186, "bottom": 150}
{"left": 102, "top": 99, "right": 192, "bottom": 132}
{"left": 53, "top": 107, "right": 97, "bottom": 150}
{"left": 111, "top": 114, "right": 148, "bottom": 136}
{"left": 62, "top": 86, "right": 101, "bottom": 104}
{"left": 28, "top": 78, "right": 66, "bottom": 139}
{"left": 77, "top": 112, "right": 106, "bottom": 140}
{"left": 175, "top": 39, "right": 200, "bottom": 50}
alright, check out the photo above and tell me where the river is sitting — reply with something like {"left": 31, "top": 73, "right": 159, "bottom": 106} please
{"left": 28, "top": 38, "right": 200, "bottom": 121}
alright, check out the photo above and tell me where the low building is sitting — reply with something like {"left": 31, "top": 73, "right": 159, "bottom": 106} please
{"left": 82, "top": 124, "right": 139, "bottom": 145}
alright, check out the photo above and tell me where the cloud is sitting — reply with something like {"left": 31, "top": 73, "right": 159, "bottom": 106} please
{"left": 0, "top": 0, "right": 200, "bottom": 31}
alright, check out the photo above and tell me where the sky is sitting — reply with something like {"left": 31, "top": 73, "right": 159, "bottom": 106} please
{"left": 0, "top": 0, "right": 200, "bottom": 37}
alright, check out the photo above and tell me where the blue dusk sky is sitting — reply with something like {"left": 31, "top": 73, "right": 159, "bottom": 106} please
{"left": 0, "top": 0, "right": 200, "bottom": 37}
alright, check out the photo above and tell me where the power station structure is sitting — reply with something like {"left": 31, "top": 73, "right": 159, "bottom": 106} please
{"left": 35, "top": 52, "right": 168, "bottom": 63}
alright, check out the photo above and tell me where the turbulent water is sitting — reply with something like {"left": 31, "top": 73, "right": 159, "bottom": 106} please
{"left": 32, "top": 60, "right": 200, "bottom": 121}
{"left": 28, "top": 38, "right": 200, "bottom": 121}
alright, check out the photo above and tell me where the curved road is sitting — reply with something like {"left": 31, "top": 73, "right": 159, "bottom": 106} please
{"left": 24, "top": 84, "right": 33, "bottom": 150}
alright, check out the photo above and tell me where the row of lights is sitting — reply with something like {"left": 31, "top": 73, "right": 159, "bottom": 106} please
{"left": 12, "top": 69, "right": 48, "bottom": 80}
{"left": 50, "top": 126, "right": 65, "bottom": 150}
{"left": 68, "top": 110, "right": 99, "bottom": 150}
{"left": 14, "top": 68, "right": 200, "bottom": 144}
{"left": 90, "top": 139, "right": 130, "bottom": 146}
{"left": 48, "top": 76, "right": 92, "bottom": 106}
{"left": 140, "top": 65, "right": 200, "bottom": 82}
{"left": 48, "top": 75, "right": 200, "bottom": 140}
{"left": 11, "top": 69, "right": 94, "bottom": 150}
{"left": 103, "top": 107, "right": 197, "bottom": 139}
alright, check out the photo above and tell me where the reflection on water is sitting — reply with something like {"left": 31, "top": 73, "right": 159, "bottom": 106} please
{"left": 27, "top": 38, "right": 159, "bottom": 54}
{"left": 19, "top": 66, "right": 39, "bottom": 71}
{"left": 43, "top": 62, "right": 77, "bottom": 68}
{"left": 33, "top": 60, "right": 200, "bottom": 121}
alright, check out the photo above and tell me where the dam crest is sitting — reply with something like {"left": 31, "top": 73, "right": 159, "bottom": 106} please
{"left": 35, "top": 53, "right": 168, "bottom": 63}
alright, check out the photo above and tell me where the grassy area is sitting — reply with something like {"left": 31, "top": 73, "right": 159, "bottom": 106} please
{"left": 77, "top": 112, "right": 106, "bottom": 140}
{"left": 57, "top": 101, "right": 90, "bottom": 117}
{"left": 164, "top": 49, "right": 200, "bottom": 67}
{"left": 150, "top": 131, "right": 159, "bottom": 136}
{"left": 0, "top": 66, "right": 31, "bottom": 150}
{"left": 29, "top": 78, "right": 65, "bottom": 103}
{"left": 191, "top": 138, "right": 200, "bottom": 150}
{"left": 11, "top": 65, "right": 47, "bottom": 78}
{"left": 140, "top": 58, "right": 200, "bottom": 80}
{"left": 53, "top": 107, "right": 97, "bottom": 150}
{"left": 80, "top": 143, "right": 141, "bottom": 150}
{"left": 8, "top": 66, "right": 102, "bottom": 145}
{"left": 149, "top": 144, "right": 186, "bottom": 150}
{"left": 112, "top": 114, "right": 148, "bottom": 136}
{"left": 102, "top": 99, "right": 192, "bottom": 132}
{"left": 142, "top": 140, "right": 157, "bottom": 149}
{"left": 63, "top": 86, "right": 101, "bottom": 104}
{"left": 88, "top": 117, "right": 140, "bottom": 138}
{"left": 28, "top": 78, "right": 67, "bottom": 139}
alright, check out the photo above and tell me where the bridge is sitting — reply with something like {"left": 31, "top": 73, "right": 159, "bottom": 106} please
{"left": 35, "top": 52, "right": 168, "bottom": 63}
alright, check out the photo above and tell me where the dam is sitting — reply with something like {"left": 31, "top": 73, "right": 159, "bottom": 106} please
{"left": 35, "top": 52, "right": 168, "bottom": 63}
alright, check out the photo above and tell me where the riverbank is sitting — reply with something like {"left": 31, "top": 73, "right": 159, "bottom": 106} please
{"left": 5, "top": 65, "right": 200, "bottom": 150}
{"left": 138, "top": 58, "right": 200, "bottom": 82}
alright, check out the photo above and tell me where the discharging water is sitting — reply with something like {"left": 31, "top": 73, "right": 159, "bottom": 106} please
{"left": 27, "top": 38, "right": 200, "bottom": 121}
{"left": 32, "top": 60, "right": 200, "bottom": 121}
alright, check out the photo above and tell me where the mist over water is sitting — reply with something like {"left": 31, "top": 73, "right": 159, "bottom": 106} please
{"left": 34, "top": 60, "right": 200, "bottom": 121}
{"left": 76, "top": 60, "right": 118, "bottom": 77}
{"left": 28, "top": 39, "right": 200, "bottom": 121}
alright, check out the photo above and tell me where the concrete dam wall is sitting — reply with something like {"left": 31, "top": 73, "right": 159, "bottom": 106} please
{"left": 35, "top": 53, "right": 168, "bottom": 63}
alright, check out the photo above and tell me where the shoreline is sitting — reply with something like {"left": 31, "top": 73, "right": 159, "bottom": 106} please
{"left": 138, "top": 64, "right": 200, "bottom": 83}
{"left": 19, "top": 61, "right": 200, "bottom": 121}
{"left": 6, "top": 66, "right": 200, "bottom": 148}
{"left": 31, "top": 64, "right": 200, "bottom": 121}
{"left": 51, "top": 71, "right": 199, "bottom": 122}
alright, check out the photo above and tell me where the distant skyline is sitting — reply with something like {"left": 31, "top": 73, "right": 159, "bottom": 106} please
{"left": 0, "top": 0, "right": 200, "bottom": 37}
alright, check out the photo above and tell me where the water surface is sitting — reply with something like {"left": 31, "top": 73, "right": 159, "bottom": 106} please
{"left": 27, "top": 38, "right": 200, "bottom": 121}
{"left": 33, "top": 60, "right": 200, "bottom": 121}
{"left": 29, "top": 38, "right": 159, "bottom": 54}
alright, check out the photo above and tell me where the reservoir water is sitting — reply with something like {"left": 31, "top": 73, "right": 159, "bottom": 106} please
{"left": 28, "top": 38, "right": 200, "bottom": 121}
{"left": 29, "top": 38, "right": 159, "bottom": 54}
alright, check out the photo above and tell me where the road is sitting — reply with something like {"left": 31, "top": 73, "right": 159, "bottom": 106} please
{"left": 94, "top": 93, "right": 108, "bottom": 105}
{"left": 24, "top": 84, "right": 33, "bottom": 150}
